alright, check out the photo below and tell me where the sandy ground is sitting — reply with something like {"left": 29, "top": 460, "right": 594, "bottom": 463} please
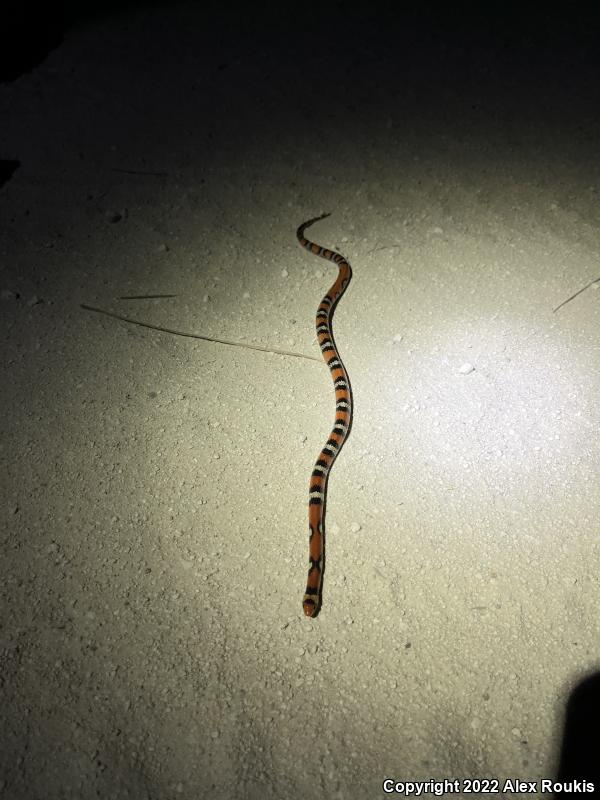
{"left": 1, "top": 4, "right": 600, "bottom": 799}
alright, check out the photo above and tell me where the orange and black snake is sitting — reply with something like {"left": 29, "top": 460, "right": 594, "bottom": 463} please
{"left": 296, "top": 213, "right": 353, "bottom": 617}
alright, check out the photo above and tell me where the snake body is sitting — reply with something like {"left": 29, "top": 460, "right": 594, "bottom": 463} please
{"left": 296, "top": 213, "right": 353, "bottom": 617}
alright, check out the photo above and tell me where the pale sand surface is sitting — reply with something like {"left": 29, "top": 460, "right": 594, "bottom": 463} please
{"left": 1, "top": 5, "right": 599, "bottom": 798}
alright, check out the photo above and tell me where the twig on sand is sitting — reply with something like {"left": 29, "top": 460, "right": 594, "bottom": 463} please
{"left": 367, "top": 244, "right": 402, "bottom": 255}
{"left": 553, "top": 277, "right": 600, "bottom": 313}
{"left": 119, "top": 294, "right": 177, "bottom": 300}
{"left": 111, "top": 168, "right": 169, "bottom": 177}
{"left": 80, "top": 303, "right": 322, "bottom": 363}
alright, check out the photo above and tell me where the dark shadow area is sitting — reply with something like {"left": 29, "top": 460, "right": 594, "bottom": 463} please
{"left": 2, "top": 2, "right": 600, "bottom": 87}
{"left": 555, "top": 672, "right": 600, "bottom": 796}
{"left": 0, "top": 158, "right": 20, "bottom": 188}
{"left": 0, "top": 5, "right": 65, "bottom": 82}
{"left": 0, "top": 1, "right": 169, "bottom": 83}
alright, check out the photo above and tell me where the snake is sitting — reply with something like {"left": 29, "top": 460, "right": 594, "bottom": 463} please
{"left": 296, "top": 213, "right": 353, "bottom": 617}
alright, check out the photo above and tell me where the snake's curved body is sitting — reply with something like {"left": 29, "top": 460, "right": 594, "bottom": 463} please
{"left": 296, "top": 213, "right": 353, "bottom": 617}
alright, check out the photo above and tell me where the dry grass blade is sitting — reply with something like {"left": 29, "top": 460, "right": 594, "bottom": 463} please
{"left": 553, "top": 277, "right": 600, "bottom": 313}
{"left": 80, "top": 304, "right": 322, "bottom": 362}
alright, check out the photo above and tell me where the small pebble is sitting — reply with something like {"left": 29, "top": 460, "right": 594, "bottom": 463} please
{"left": 350, "top": 522, "right": 361, "bottom": 533}
{"left": 157, "top": 243, "right": 169, "bottom": 252}
{"left": 392, "top": 333, "right": 403, "bottom": 343}
{"left": 27, "top": 295, "right": 42, "bottom": 307}
{"left": 459, "top": 362, "right": 475, "bottom": 374}
{"left": 243, "top": 291, "right": 250, "bottom": 299}
{"left": 281, "top": 269, "right": 288, "bottom": 278}
{"left": 105, "top": 210, "right": 122, "bottom": 223}
{"left": 1, "top": 289, "right": 19, "bottom": 301}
